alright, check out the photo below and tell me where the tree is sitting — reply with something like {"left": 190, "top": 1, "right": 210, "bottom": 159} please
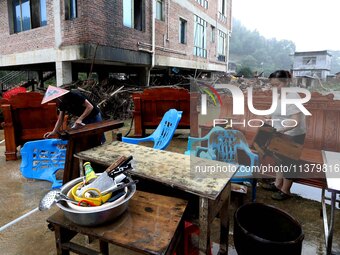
{"left": 237, "top": 67, "right": 253, "bottom": 78}
{"left": 230, "top": 19, "right": 296, "bottom": 76}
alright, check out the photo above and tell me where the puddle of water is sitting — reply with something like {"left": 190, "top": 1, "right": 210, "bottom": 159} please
{"left": 291, "top": 183, "right": 322, "bottom": 202}
{"left": 291, "top": 183, "right": 340, "bottom": 209}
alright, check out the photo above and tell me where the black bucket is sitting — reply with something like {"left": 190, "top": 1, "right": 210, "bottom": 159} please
{"left": 233, "top": 203, "right": 304, "bottom": 255}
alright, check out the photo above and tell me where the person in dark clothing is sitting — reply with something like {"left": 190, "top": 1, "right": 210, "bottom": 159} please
{"left": 42, "top": 86, "right": 105, "bottom": 142}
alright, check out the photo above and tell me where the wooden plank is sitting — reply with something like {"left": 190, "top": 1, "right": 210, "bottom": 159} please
{"left": 133, "top": 97, "right": 143, "bottom": 137}
{"left": 61, "top": 242, "right": 103, "bottom": 255}
{"left": 1, "top": 104, "right": 17, "bottom": 160}
{"left": 61, "top": 119, "right": 124, "bottom": 137}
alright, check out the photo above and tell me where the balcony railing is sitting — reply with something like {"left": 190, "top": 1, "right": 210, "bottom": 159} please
{"left": 218, "top": 12, "right": 227, "bottom": 23}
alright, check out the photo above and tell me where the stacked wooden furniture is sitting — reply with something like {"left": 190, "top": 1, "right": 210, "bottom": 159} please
{"left": 199, "top": 91, "right": 340, "bottom": 188}
{"left": 132, "top": 86, "right": 199, "bottom": 137}
{"left": 0, "top": 92, "right": 58, "bottom": 160}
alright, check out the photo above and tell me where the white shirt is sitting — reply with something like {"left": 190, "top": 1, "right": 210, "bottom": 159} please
{"left": 271, "top": 91, "right": 306, "bottom": 136}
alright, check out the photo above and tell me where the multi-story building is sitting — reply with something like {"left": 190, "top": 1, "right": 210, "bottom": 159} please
{"left": 292, "top": 50, "right": 332, "bottom": 81}
{"left": 0, "top": 0, "right": 232, "bottom": 87}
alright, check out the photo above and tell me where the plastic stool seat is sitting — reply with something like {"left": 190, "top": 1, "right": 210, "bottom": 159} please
{"left": 20, "top": 139, "right": 67, "bottom": 189}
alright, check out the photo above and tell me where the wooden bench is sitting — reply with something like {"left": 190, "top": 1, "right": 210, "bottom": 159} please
{"left": 0, "top": 92, "right": 58, "bottom": 160}
{"left": 132, "top": 86, "right": 199, "bottom": 137}
{"left": 199, "top": 91, "right": 340, "bottom": 189}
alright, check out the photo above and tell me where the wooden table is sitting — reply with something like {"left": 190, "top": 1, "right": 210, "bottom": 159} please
{"left": 47, "top": 191, "right": 187, "bottom": 255}
{"left": 59, "top": 119, "right": 124, "bottom": 184}
{"left": 321, "top": 150, "right": 340, "bottom": 255}
{"left": 74, "top": 141, "right": 237, "bottom": 255}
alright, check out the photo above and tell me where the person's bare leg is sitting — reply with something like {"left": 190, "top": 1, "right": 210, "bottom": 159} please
{"left": 281, "top": 178, "right": 293, "bottom": 195}
{"left": 274, "top": 172, "right": 284, "bottom": 189}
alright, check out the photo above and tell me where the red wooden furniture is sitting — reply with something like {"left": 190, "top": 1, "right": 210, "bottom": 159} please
{"left": 132, "top": 86, "right": 199, "bottom": 137}
{"left": 0, "top": 92, "right": 58, "bottom": 161}
{"left": 200, "top": 91, "right": 340, "bottom": 152}
{"left": 198, "top": 91, "right": 340, "bottom": 189}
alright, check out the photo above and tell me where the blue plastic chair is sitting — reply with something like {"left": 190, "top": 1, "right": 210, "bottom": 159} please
{"left": 122, "top": 109, "right": 182, "bottom": 150}
{"left": 20, "top": 139, "right": 68, "bottom": 189}
{"left": 186, "top": 126, "right": 259, "bottom": 201}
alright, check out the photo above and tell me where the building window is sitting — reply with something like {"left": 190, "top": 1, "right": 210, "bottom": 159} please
{"left": 156, "top": 0, "right": 164, "bottom": 21}
{"left": 123, "top": 0, "right": 144, "bottom": 31}
{"left": 13, "top": 0, "right": 30, "bottom": 32}
{"left": 217, "top": 30, "right": 227, "bottom": 61}
{"left": 211, "top": 25, "right": 215, "bottom": 43}
{"left": 311, "top": 71, "right": 322, "bottom": 78}
{"left": 11, "top": 0, "right": 47, "bottom": 33}
{"left": 179, "top": 18, "right": 187, "bottom": 44}
{"left": 195, "top": 0, "right": 208, "bottom": 9}
{"left": 65, "top": 0, "right": 77, "bottom": 20}
{"left": 194, "top": 15, "right": 207, "bottom": 58}
{"left": 303, "top": 57, "right": 316, "bottom": 65}
{"left": 40, "top": 0, "right": 47, "bottom": 26}
{"left": 218, "top": 0, "right": 227, "bottom": 23}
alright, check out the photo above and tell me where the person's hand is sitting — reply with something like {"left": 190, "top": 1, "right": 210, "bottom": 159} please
{"left": 75, "top": 119, "right": 84, "bottom": 125}
{"left": 43, "top": 131, "right": 56, "bottom": 138}
{"left": 263, "top": 117, "right": 272, "bottom": 125}
{"left": 260, "top": 124, "right": 276, "bottom": 133}
{"left": 71, "top": 121, "right": 85, "bottom": 129}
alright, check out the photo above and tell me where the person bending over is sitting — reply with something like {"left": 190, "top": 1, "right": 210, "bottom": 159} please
{"left": 42, "top": 86, "right": 105, "bottom": 143}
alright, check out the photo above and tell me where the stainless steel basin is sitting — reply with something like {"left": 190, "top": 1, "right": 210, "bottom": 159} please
{"left": 57, "top": 175, "right": 136, "bottom": 227}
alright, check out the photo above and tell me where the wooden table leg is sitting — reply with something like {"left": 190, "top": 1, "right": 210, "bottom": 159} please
{"left": 52, "top": 224, "right": 77, "bottom": 255}
{"left": 165, "top": 218, "right": 185, "bottom": 255}
{"left": 219, "top": 185, "right": 231, "bottom": 255}
{"left": 62, "top": 138, "right": 76, "bottom": 184}
{"left": 51, "top": 222, "right": 109, "bottom": 255}
{"left": 323, "top": 189, "right": 337, "bottom": 255}
{"left": 99, "top": 240, "right": 109, "bottom": 255}
{"left": 198, "top": 183, "right": 231, "bottom": 255}
{"left": 198, "top": 197, "right": 211, "bottom": 255}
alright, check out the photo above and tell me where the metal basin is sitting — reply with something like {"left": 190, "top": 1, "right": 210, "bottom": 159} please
{"left": 57, "top": 175, "right": 136, "bottom": 227}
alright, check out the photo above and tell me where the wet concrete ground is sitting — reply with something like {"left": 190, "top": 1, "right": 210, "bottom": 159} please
{"left": 0, "top": 127, "right": 339, "bottom": 255}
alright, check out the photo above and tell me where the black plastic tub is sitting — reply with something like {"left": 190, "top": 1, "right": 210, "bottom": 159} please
{"left": 234, "top": 203, "right": 304, "bottom": 255}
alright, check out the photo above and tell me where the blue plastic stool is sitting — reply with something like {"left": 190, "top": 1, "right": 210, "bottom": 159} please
{"left": 20, "top": 139, "right": 68, "bottom": 189}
